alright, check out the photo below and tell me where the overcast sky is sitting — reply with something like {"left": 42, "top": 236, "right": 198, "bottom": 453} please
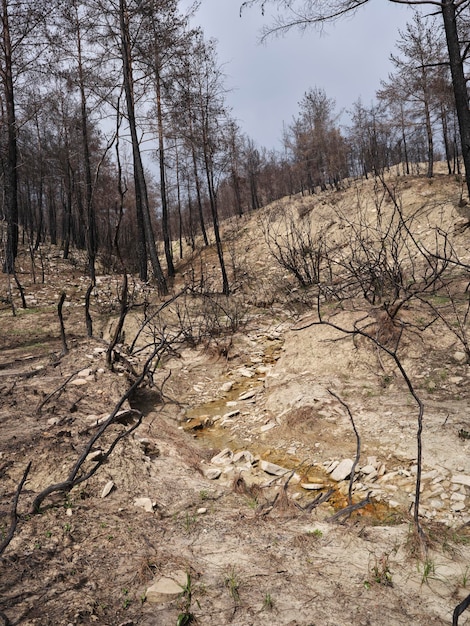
{"left": 183, "top": 0, "right": 415, "bottom": 150}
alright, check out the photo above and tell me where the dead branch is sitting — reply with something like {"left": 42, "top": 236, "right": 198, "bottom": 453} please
{"left": 296, "top": 488, "right": 335, "bottom": 513}
{"left": 453, "top": 593, "right": 470, "bottom": 626}
{"left": 0, "top": 462, "right": 32, "bottom": 556}
{"left": 106, "top": 273, "right": 128, "bottom": 368}
{"left": 36, "top": 369, "right": 82, "bottom": 415}
{"left": 30, "top": 348, "right": 159, "bottom": 514}
{"left": 328, "top": 389, "right": 361, "bottom": 509}
{"left": 57, "top": 292, "right": 68, "bottom": 355}
{"left": 326, "top": 492, "right": 372, "bottom": 523}
{"left": 85, "top": 281, "right": 94, "bottom": 338}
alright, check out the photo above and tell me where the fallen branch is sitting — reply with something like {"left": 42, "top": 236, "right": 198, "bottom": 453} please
{"left": 31, "top": 347, "right": 159, "bottom": 514}
{"left": 36, "top": 369, "right": 82, "bottom": 415}
{"left": 453, "top": 593, "right": 470, "bottom": 626}
{"left": 326, "top": 492, "right": 372, "bottom": 523}
{"left": 0, "top": 462, "right": 32, "bottom": 556}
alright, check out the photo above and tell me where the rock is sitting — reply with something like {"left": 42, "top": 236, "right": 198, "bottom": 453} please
{"left": 101, "top": 481, "right": 115, "bottom": 498}
{"left": 451, "top": 493, "right": 466, "bottom": 501}
{"left": 453, "top": 351, "right": 467, "bottom": 364}
{"left": 204, "top": 468, "right": 222, "bottom": 480}
{"left": 260, "top": 422, "right": 277, "bottom": 433}
{"left": 223, "top": 410, "right": 240, "bottom": 419}
{"left": 330, "top": 459, "right": 354, "bottom": 482}
{"left": 300, "top": 483, "right": 325, "bottom": 490}
{"left": 360, "top": 465, "right": 376, "bottom": 475}
{"left": 451, "top": 475, "right": 470, "bottom": 487}
{"left": 71, "top": 378, "right": 88, "bottom": 386}
{"left": 211, "top": 448, "right": 233, "bottom": 465}
{"left": 137, "top": 438, "right": 160, "bottom": 457}
{"left": 77, "top": 368, "right": 92, "bottom": 378}
{"left": 233, "top": 450, "right": 255, "bottom": 465}
{"left": 259, "top": 460, "right": 288, "bottom": 476}
{"left": 238, "top": 367, "right": 255, "bottom": 378}
{"left": 451, "top": 501, "right": 466, "bottom": 512}
{"left": 146, "top": 570, "right": 187, "bottom": 604}
{"left": 197, "top": 508, "right": 207, "bottom": 514}
{"left": 220, "top": 382, "right": 233, "bottom": 393}
{"left": 238, "top": 389, "right": 257, "bottom": 401}
{"left": 134, "top": 497, "right": 154, "bottom": 513}
{"left": 89, "top": 449, "right": 104, "bottom": 462}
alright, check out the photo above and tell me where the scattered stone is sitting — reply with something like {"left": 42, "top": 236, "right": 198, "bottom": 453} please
{"left": 71, "top": 378, "right": 88, "bottom": 386}
{"left": 330, "top": 459, "right": 354, "bottom": 482}
{"left": 360, "top": 465, "right": 376, "bottom": 475}
{"left": 238, "top": 367, "right": 255, "bottom": 378}
{"left": 259, "top": 460, "right": 288, "bottom": 476}
{"left": 204, "top": 468, "right": 222, "bottom": 480}
{"left": 451, "top": 502, "right": 466, "bottom": 512}
{"left": 146, "top": 570, "right": 187, "bottom": 604}
{"left": 101, "top": 481, "right": 115, "bottom": 498}
{"left": 451, "top": 475, "right": 470, "bottom": 487}
{"left": 134, "top": 497, "right": 154, "bottom": 513}
{"left": 233, "top": 450, "right": 255, "bottom": 465}
{"left": 301, "top": 483, "right": 325, "bottom": 490}
{"left": 260, "top": 422, "right": 277, "bottom": 433}
{"left": 88, "top": 450, "right": 104, "bottom": 462}
{"left": 197, "top": 508, "right": 207, "bottom": 515}
{"left": 453, "top": 351, "right": 467, "bottom": 364}
{"left": 223, "top": 410, "right": 240, "bottom": 419}
{"left": 211, "top": 448, "right": 233, "bottom": 465}
{"left": 77, "top": 368, "right": 92, "bottom": 378}
{"left": 239, "top": 389, "right": 257, "bottom": 401}
{"left": 220, "top": 382, "right": 233, "bottom": 393}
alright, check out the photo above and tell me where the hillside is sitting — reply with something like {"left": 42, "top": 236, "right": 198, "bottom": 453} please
{"left": 1, "top": 170, "right": 470, "bottom": 626}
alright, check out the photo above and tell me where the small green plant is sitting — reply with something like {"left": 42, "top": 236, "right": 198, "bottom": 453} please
{"left": 246, "top": 496, "right": 258, "bottom": 509}
{"left": 122, "top": 588, "right": 131, "bottom": 609}
{"left": 177, "top": 572, "right": 198, "bottom": 625}
{"left": 365, "top": 553, "right": 393, "bottom": 587}
{"left": 199, "top": 490, "right": 208, "bottom": 501}
{"left": 63, "top": 523, "right": 71, "bottom": 534}
{"left": 462, "top": 566, "right": 470, "bottom": 588}
{"left": 308, "top": 528, "right": 323, "bottom": 538}
{"left": 225, "top": 567, "right": 240, "bottom": 605}
{"left": 184, "top": 512, "right": 197, "bottom": 533}
{"left": 420, "top": 558, "right": 435, "bottom": 584}
{"left": 45, "top": 530, "right": 52, "bottom": 538}
{"left": 263, "top": 592, "right": 274, "bottom": 611}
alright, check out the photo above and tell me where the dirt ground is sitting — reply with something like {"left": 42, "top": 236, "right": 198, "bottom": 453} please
{"left": 1, "top": 171, "right": 470, "bottom": 626}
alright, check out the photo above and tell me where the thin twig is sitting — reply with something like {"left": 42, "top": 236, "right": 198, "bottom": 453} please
{"left": 0, "top": 462, "right": 32, "bottom": 556}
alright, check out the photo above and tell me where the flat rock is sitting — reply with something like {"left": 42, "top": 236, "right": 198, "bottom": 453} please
{"left": 238, "top": 367, "right": 255, "bottom": 378}
{"left": 451, "top": 475, "right": 470, "bottom": 487}
{"left": 134, "top": 497, "right": 154, "bottom": 513}
{"left": 238, "top": 389, "right": 257, "bottom": 401}
{"left": 146, "top": 570, "right": 187, "bottom": 604}
{"left": 220, "top": 382, "right": 233, "bottom": 392}
{"left": 260, "top": 422, "right": 277, "bottom": 433}
{"left": 101, "top": 480, "right": 115, "bottom": 498}
{"left": 330, "top": 459, "right": 354, "bottom": 482}
{"left": 204, "top": 468, "right": 222, "bottom": 480}
{"left": 233, "top": 450, "right": 255, "bottom": 465}
{"left": 300, "top": 483, "right": 325, "bottom": 490}
{"left": 259, "top": 460, "right": 288, "bottom": 476}
{"left": 71, "top": 378, "right": 88, "bottom": 386}
{"left": 211, "top": 448, "right": 233, "bottom": 465}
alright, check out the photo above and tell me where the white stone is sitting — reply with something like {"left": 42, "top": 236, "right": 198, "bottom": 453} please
{"left": 330, "top": 459, "right": 354, "bottom": 482}
{"left": 259, "top": 460, "right": 288, "bottom": 476}
{"left": 204, "top": 468, "right": 222, "bottom": 480}
{"left": 300, "top": 483, "right": 325, "bottom": 490}
{"left": 101, "top": 481, "right": 115, "bottom": 498}
{"left": 238, "top": 367, "right": 255, "bottom": 378}
{"left": 220, "top": 382, "right": 233, "bottom": 392}
{"left": 451, "top": 475, "right": 470, "bottom": 487}
{"left": 451, "top": 502, "right": 466, "bottom": 512}
{"left": 360, "top": 465, "right": 376, "bottom": 475}
{"left": 197, "top": 508, "right": 207, "bottom": 515}
{"left": 210, "top": 448, "right": 233, "bottom": 465}
{"left": 260, "top": 422, "right": 277, "bottom": 433}
{"left": 233, "top": 450, "right": 255, "bottom": 465}
{"left": 239, "top": 389, "right": 257, "bottom": 401}
{"left": 134, "top": 497, "right": 154, "bottom": 513}
{"left": 453, "top": 351, "right": 467, "bottom": 364}
{"left": 146, "top": 571, "right": 187, "bottom": 604}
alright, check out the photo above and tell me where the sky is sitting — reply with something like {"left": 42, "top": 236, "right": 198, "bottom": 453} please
{"left": 183, "top": 0, "right": 416, "bottom": 151}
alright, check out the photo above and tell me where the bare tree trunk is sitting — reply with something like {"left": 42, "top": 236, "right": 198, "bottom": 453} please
{"left": 441, "top": 0, "right": 470, "bottom": 198}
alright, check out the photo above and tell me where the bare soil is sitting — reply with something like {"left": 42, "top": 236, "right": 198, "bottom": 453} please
{"left": 1, "top": 171, "right": 470, "bottom": 626}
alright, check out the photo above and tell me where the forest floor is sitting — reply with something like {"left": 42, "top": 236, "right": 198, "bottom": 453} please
{"left": 1, "top": 170, "right": 470, "bottom": 626}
